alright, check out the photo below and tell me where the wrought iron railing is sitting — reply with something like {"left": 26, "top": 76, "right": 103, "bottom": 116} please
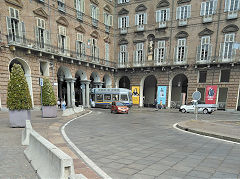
{"left": 6, "top": 35, "right": 117, "bottom": 68}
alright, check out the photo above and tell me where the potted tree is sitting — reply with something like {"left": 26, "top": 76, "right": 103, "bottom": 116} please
{"left": 7, "top": 64, "right": 32, "bottom": 127}
{"left": 41, "top": 78, "right": 57, "bottom": 118}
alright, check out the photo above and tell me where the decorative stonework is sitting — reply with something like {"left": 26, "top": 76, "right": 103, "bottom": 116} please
{"left": 104, "top": 5, "right": 111, "bottom": 13}
{"left": 90, "top": 30, "right": 99, "bottom": 39}
{"left": 175, "top": 31, "right": 189, "bottom": 38}
{"left": 118, "top": 8, "right": 129, "bottom": 15}
{"left": 177, "top": 0, "right": 191, "bottom": 4}
{"left": 33, "top": 8, "right": 48, "bottom": 19}
{"left": 133, "top": 39, "right": 146, "bottom": 43}
{"left": 198, "top": 28, "right": 214, "bottom": 36}
{"left": 119, "top": 39, "right": 128, "bottom": 45}
{"left": 5, "top": 0, "right": 23, "bottom": 8}
{"left": 90, "top": 0, "right": 99, "bottom": 5}
{"left": 75, "top": 25, "right": 85, "bottom": 33}
{"left": 104, "top": 36, "right": 111, "bottom": 43}
{"left": 222, "top": 24, "right": 239, "bottom": 33}
{"left": 155, "top": 37, "right": 169, "bottom": 41}
{"left": 135, "top": 4, "right": 147, "bottom": 12}
{"left": 56, "top": 16, "right": 69, "bottom": 27}
{"left": 157, "top": 0, "right": 170, "bottom": 8}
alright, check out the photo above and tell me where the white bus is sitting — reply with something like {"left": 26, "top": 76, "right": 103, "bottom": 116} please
{"left": 91, "top": 88, "right": 133, "bottom": 108}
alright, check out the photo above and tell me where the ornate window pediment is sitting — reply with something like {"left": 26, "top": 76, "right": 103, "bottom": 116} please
{"left": 33, "top": 8, "right": 48, "bottom": 19}
{"left": 5, "top": 0, "right": 23, "bottom": 8}
{"left": 90, "top": 30, "right": 99, "bottom": 39}
{"left": 133, "top": 39, "right": 146, "bottom": 43}
{"left": 177, "top": 0, "right": 191, "bottom": 4}
{"left": 175, "top": 31, "right": 189, "bottom": 38}
{"left": 90, "top": 0, "right": 99, "bottom": 5}
{"left": 119, "top": 39, "right": 128, "bottom": 45}
{"left": 222, "top": 24, "right": 239, "bottom": 33}
{"left": 56, "top": 16, "right": 69, "bottom": 27}
{"left": 104, "top": 36, "right": 111, "bottom": 43}
{"left": 75, "top": 25, "right": 85, "bottom": 33}
{"left": 198, "top": 28, "right": 214, "bottom": 36}
{"left": 118, "top": 8, "right": 129, "bottom": 15}
{"left": 104, "top": 5, "right": 111, "bottom": 13}
{"left": 135, "top": 4, "right": 147, "bottom": 12}
{"left": 157, "top": 0, "right": 170, "bottom": 8}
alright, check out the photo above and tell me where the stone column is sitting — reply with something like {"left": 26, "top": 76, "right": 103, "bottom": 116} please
{"left": 70, "top": 78, "right": 76, "bottom": 107}
{"left": 81, "top": 83, "right": 86, "bottom": 107}
{"left": 99, "top": 82, "right": 103, "bottom": 88}
{"left": 85, "top": 81, "right": 91, "bottom": 108}
{"left": 66, "top": 80, "right": 71, "bottom": 107}
{"left": 58, "top": 77, "right": 64, "bottom": 100}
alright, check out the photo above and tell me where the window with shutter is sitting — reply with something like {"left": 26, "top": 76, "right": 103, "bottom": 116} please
{"left": 200, "top": 36, "right": 211, "bottom": 61}
{"left": 223, "top": 33, "right": 235, "bottom": 60}
{"left": 177, "top": 39, "right": 186, "bottom": 62}
{"left": 7, "top": 7, "right": 21, "bottom": 43}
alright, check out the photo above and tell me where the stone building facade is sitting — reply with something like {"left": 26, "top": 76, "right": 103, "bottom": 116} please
{"left": 0, "top": 0, "right": 116, "bottom": 109}
{"left": 115, "top": 0, "right": 240, "bottom": 111}
{"left": 0, "top": 0, "right": 240, "bottom": 111}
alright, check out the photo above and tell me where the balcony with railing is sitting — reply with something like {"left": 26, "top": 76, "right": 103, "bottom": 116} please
{"left": 227, "top": 10, "right": 238, "bottom": 19}
{"left": 120, "top": 27, "right": 128, "bottom": 34}
{"left": 92, "top": 19, "right": 98, "bottom": 28}
{"left": 76, "top": 11, "right": 83, "bottom": 21}
{"left": 156, "top": 21, "right": 168, "bottom": 29}
{"left": 174, "top": 46, "right": 188, "bottom": 65}
{"left": 218, "top": 43, "right": 237, "bottom": 63}
{"left": 105, "top": 25, "right": 110, "bottom": 33}
{"left": 202, "top": 14, "right": 213, "bottom": 23}
{"left": 196, "top": 44, "right": 212, "bottom": 64}
{"left": 135, "top": 24, "right": 145, "bottom": 32}
{"left": 58, "top": 1, "right": 65, "bottom": 13}
{"left": 6, "top": 35, "right": 117, "bottom": 69}
{"left": 178, "top": 19, "right": 188, "bottom": 26}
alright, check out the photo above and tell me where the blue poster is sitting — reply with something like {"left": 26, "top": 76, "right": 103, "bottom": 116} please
{"left": 157, "top": 86, "right": 167, "bottom": 105}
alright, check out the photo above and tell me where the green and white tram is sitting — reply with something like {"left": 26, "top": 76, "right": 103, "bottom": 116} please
{"left": 90, "top": 88, "right": 133, "bottom": 108}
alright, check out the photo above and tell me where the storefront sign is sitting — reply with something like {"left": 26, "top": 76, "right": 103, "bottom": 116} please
{"left": 132, "top": 86, "right": 140, "bottom": 104}
{"left": 205, "top": 85, "right": 217, "bottom": 104}
{"left": 157, "top": 86, "right": 167, "bottom": 105}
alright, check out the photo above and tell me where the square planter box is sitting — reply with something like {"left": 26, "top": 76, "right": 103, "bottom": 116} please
{"left": 42, "top": 106, "right": 57, "bottom": 118}
{"left": 9, "top": 110, "right": 31, "bottom": 128}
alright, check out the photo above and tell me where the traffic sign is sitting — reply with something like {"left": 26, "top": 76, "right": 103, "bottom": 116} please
{"left": 192, "top": 91, "right": 201, "bottom": 101}
{"left": 39, "top": 78, "right": 43, "bottom": 87}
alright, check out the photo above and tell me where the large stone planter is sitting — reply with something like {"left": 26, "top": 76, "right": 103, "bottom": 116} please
{"left": 42, "top": 106, "right": 57, "bottom": 118}
{"left": 9, "top": 110, "right": 31, "bottom": 128}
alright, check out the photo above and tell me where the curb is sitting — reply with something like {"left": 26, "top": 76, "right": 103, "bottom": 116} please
{"left": 175, "top": 123, "right": 240, "bottom": 144}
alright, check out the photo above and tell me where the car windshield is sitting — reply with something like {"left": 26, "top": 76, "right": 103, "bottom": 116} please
{"left": 187, "top": 102, "right": 193, "bottom": 105}
{"left": 116, "top": 102, "right": 124, "bottom": 106}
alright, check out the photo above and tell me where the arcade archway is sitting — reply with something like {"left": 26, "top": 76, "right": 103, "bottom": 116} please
{"left": 119, "top": 76, "right": 130, "bottom": 89}
{"left": 143, "top": 75, "right": 157, "bottom": 107}
{"left": 57, "top": 66, "right": 72, "bottom": 107}
{"left": 171, "top": 74, "right": 188, "bottom": 108}
{"left": 9, "top": 58, "right": 34, "bottom": 106}
{"left": 90, "top": 71, "right": 101, "bottom": 89}
{"left": 103, "top": 74, "right": 112, "bottom": 88}
{"left": 75, "top": 70, "right": 87, "bottom": 107}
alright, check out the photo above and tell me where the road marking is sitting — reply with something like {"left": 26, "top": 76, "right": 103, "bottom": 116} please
{"left": 61, "top": 111, "right": 112, "bottom": 179}
{"left": 173, "top": 123, "right": 240, "bottom": 145}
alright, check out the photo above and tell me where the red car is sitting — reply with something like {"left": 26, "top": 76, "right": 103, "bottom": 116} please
{"left": 111, "top": 101, "right": 129, "bottom": 114}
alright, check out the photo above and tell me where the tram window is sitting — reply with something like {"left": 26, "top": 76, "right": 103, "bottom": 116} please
{"left": 96, "top": 94, "right": 103, "bottom": 102}
{"left": 112, "top": 94, "right": 119, "bottom": 101}
{"left": 104, "top": 94, "right": 111, "bottom": 101}
{"left": 120, "top": 94, "right": 128, "bottom": 101}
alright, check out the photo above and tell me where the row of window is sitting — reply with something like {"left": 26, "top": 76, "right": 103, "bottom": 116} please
{"left": 119, "top": 34, "right": 236, "bottom": 66}
{"left": 118, "top": 0, "right": 239, "bottom": 31}
{"left": 198, "top": 69, "right": 231, "bottom": 83}
{"left": 7, "top": 7, "right": 110, "bottom": 62}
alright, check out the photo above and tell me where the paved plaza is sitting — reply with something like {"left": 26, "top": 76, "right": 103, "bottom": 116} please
{"left": 65, "top": 109, "right": 240, "bottom": 179}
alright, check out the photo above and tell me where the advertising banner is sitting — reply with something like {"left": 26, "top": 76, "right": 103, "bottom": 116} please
{"left": 157, "top": 86, "right": 167, "bottom": 105}
{"left": 132, "top": 86, "right": 140, "bottom": 104}
{"left": 205, "top": 85, "right": 217, "bottom": 104}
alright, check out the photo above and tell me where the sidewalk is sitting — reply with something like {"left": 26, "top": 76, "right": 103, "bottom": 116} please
{"left": 0, "top": 109, "right": 101, "bottom": 179}
{"left": 176, "top": 119, "right": 240, "bottom": 143}
{"left": 0, "top": 112, "right": 37, "bottom": 178}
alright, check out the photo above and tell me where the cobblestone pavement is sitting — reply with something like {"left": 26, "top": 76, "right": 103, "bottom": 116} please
{"left": 65, "top": 109, "right": 240, "bottom": 179}
{"left": 0, "top": 112, "right": 37, "bottom": 179}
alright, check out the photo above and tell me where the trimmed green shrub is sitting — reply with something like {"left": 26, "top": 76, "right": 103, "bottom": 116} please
{"left": 7, "top": 64, "right": 32, "bottom": 110}
{"left": 41, "top": 78, "right": 57, "bottom": 106}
